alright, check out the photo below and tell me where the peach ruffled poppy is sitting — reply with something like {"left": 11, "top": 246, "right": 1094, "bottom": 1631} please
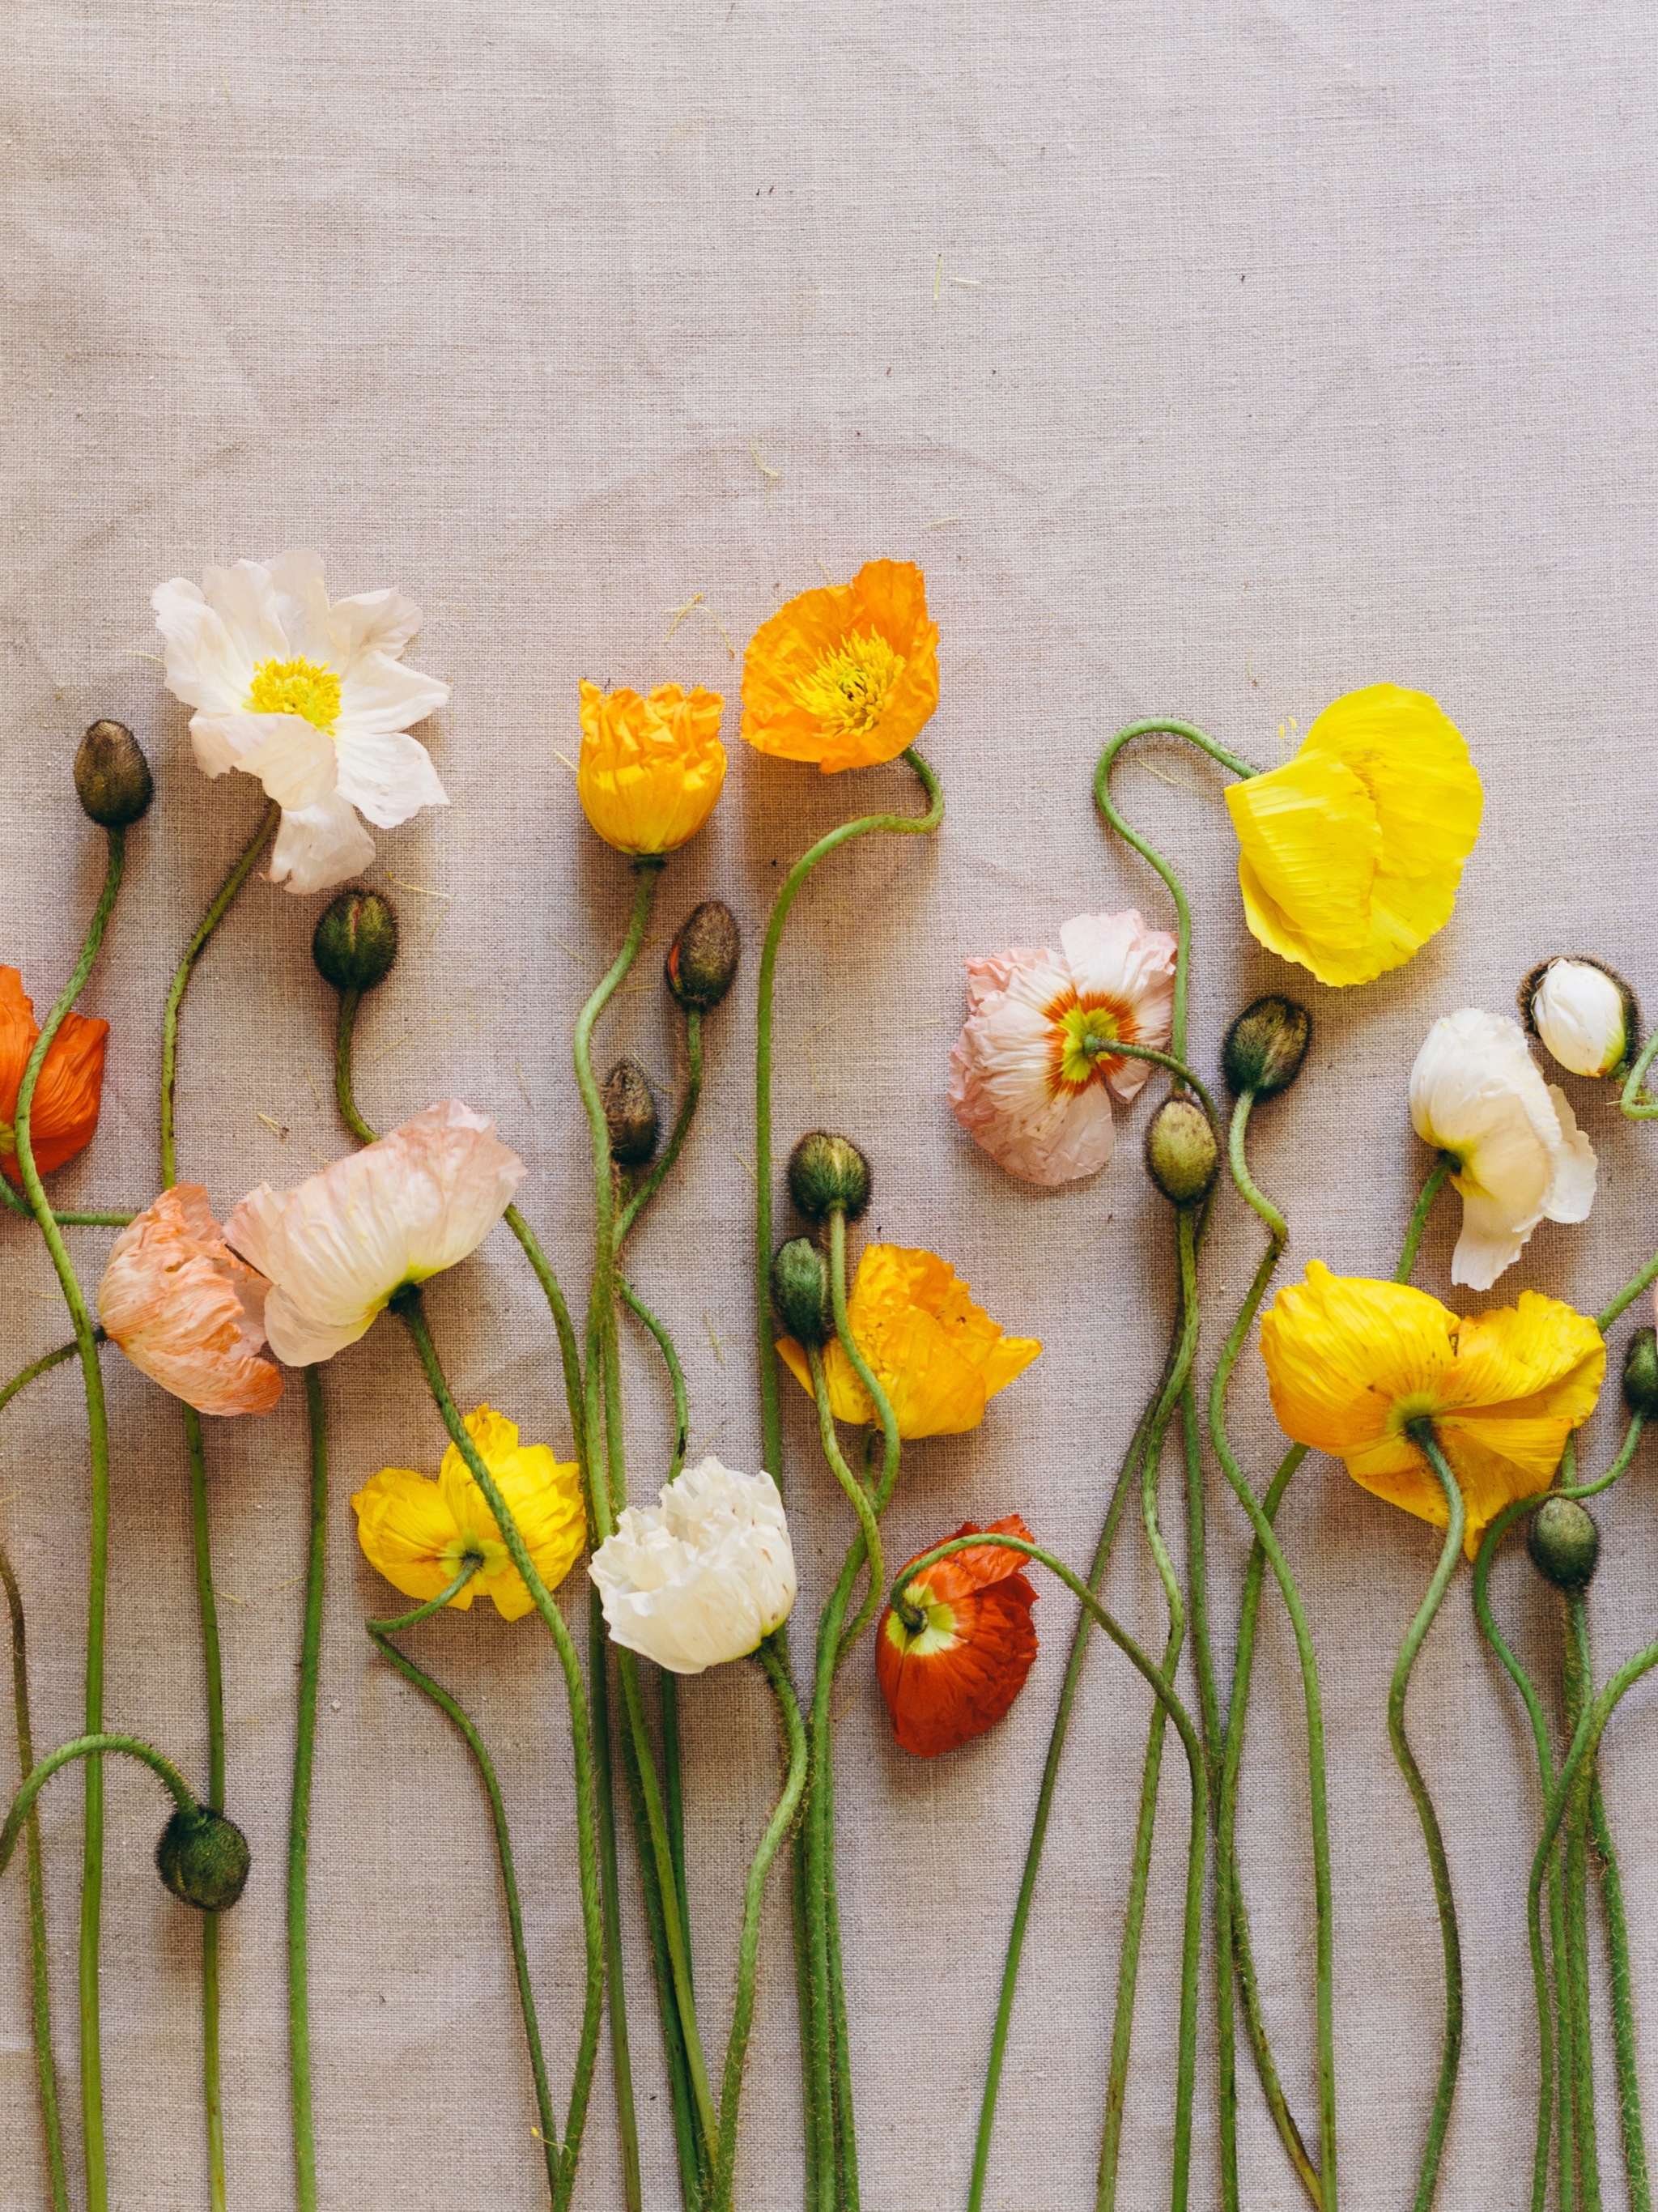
{"left": 742, "top": 559, "right": 939, "bottom": 773}
{"left": 99, "top": 1186, "right": 283, "bottom": 1417}
{"left": 877, "top": 1515, "right": 1039, "bottom": 1757}
{"left": 776, "top": 1243, "right": 1040, "bottom": 1439}
{"left": 0, "top": 967, "right": 108, "bottom": 1186}
{"left": 576, "top": 681, "right": 726, "bottom": 856}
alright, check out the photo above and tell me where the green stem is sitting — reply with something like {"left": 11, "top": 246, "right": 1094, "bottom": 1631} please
{"left": 1566, "top": 1600, "right": 1603, "bottom": 2212}
{"left": 2, "top": 1735, "right": 198, "bottom": 1873}
{"left": 505, "top": 1206, "right": 589, "bottom": 1467}
{"left": 333, "top": 988, "right": 374, "bottom": 1145}
{"left": 14, "top": 825, "right": 125, "bottom": 2212}
{"left": 0, "top": 1180, "right": 134, "bottom": 1227}
{"left": 1396, "top": 1158, "right": 1454, "bottom": 1285}
{"left": 287, "top": 1367, "right": 328, "bottom": 2212}
{"left": 590, "top": 1602, "right": 648, "bottom": 2212}
{"left": 1618, "top": 1026, "right": 1658, "bottom": 1120}
{"left": 1393, "top": 1426, "right": 1466, "bottom": 2212}
{"left": 185, "top": 1405, "right": 228, "bottom": 2211}
{"left": 0, "top": 1339, "right": 82, "bottom": 1412}
{"left": 1, "top": 1541, "right": 69, "bottom": 2212}
{"left": 619, "top": 1277, "right": 689, "bottom": 1482}
{"left": 1589, "top": 1763, "right": 1650, "bottom": 2212}
{"left": 1597, "top": 1251, "right": 1658, "bottom": 1334}
{"left": 616, "top": 1008, "right": 703, "bottom": 1248}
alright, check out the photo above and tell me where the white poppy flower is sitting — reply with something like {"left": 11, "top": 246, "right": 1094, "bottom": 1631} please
{"left": 589, "top": 1457, "right": 797, "bottom": 1675}
{"left": 1409, "top": 1008, "right": 1597, "bottom": 1291}
{"left": 224, "top": 1101, "right": 525, "bottom": 1366}
{"left": 152, "top": 548, "right": 449, "bottom": 895}
{"left": 1527, "top": 959, "right": 1634, "bottom": 1081}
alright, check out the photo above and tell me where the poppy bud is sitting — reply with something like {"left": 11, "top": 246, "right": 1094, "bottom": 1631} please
{"left": 787, "top": 1131, "right": 872, "bottom": 1222}
{"left": 1222, "top": 996, "right": 1312, "bottom": 1100}
{"left": 666, "top": 900, "right": 741, "bottom": 1013}
{"left": 155, "top": 1804, "right": 251, "bottom": 1912}
{"left": 74, "top": 719, "right": 154, "bottom": 828}
{"left": 312, "top": 888, "right": 399, "bottom": 994}
{"left": 1623, "top": 1328, "right": 1658, "bottom": 1420}
{"left": 602, "top": 1056, "right": 660, "bottom": 1167}
{"left": 771, "top": 1236, "right": 833, "bottom": 1347}
{"left": 1521, "top": 955, "right": 1638, "bottom": 1082}
{"left": 1526, "top": 1495, "right": 1600, "bottom": 1594}
{"left": 1144, "top": 1096, "right": 1218, "bottom": 1208}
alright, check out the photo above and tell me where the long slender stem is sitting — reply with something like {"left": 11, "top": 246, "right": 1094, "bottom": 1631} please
{"left": 619, "top": 1277, "right": 689, "bottom": 1482}
{"left": 1618, "top": 1026, "right": 1658, "bottom": 1120}
{"left": 1565, "top": 1600, "right": 1603, "bottom": 2212}
{"left": 287, "top": 1367, "right": 329, "bottom": 2212}
{"left": 2, "top": 1541, "right": 69, "bottom": 2211}
{"left": 0, "top": 1339, "right": 82, "bottom": 1412}
{"left": 616, "top": 1008, "right": 703, "bottom": 1247}
{"left": 14, "top": 826, "right": 125, "bottom": 2212}
{"left": 1396, "top": 1158, "right": 1454, "bottom": 1285}
{"left": 185, "top": 1405, "right": 228, "bottom": 2210}
{"left": 1589, "top": 1757, "right": 1650, "bottom": 2212}
{"left": 0, "top": 1180, "right": 134, "bottom": 1228}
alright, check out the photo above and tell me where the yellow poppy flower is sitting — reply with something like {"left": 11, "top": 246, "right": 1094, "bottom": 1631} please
{"left": 1259, "top": 1262, "right": 1604, "bottom": 1555}
{"left": 742, "top": 559, "right": 939, "bottom": 773}
{"left": 351, "top": 1405, "right": 585, "bottom": 1621}
{"left": 576, "top": 681, "right": 726, "bottom": 855}
{"left": 776, "top": 1243, "right": 1040, "bottom": 1440}
{"left": 1222, "top": 685, "right": 1483, "bottom": 988}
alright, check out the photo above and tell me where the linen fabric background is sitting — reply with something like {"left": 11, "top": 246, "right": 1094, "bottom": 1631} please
{"left": 3, "top": 2, "right": 1656, "bottom": 2206}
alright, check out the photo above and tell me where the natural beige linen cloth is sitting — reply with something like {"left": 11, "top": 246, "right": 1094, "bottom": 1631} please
{"left": 5, "top": 2, "right": 1658, "bottom": 2206}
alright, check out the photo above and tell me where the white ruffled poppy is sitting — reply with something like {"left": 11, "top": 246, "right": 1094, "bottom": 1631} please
{"left": 589, "top": 1457, "right": 797, "bottom": 1675}
{"left": 1528, "top": 959, "right": 1633, "bottom": 1081}
{"left": 224, "top": 1101, "right": 524, "bottom": 1366}
{"left": 152, "top": 548, "right": 449, "bottom": 895}
{"left": 1409, "top": 1008, "right": 1597, "bottom": 1291}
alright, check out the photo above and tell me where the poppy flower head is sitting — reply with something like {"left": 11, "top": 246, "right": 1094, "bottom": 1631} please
{"left": 0, "top": 968, "right": 108, "bottom": 1185}
{"left": 742, "top": 559, "right": 939, "bottom": 773}
{"left": 877, "top": 1515, "right": 1039, "bottom": 1758}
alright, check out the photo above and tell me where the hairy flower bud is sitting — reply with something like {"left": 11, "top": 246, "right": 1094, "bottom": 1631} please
{"left": 1521, "top": 955, "right": 1638, "bottom": 1082}
{"left": 155, "top": 1804, "right": 251, "bottom": 1912}
{"left": 1144, "top": 1096, "right": 1219, "bottom": 1207}
{"left": 1623, "top": 1328, "right": 1658, "bottom": 1420}
{"left": 666, "top": 900, "right": 741, "bottom": 1013}
{"left": 312, "top": 888, "right": 399, "bottom": 994}
{"left": 1222, "top": 996, "right": 1312, "bottom": 1100}
{"left": 771, "top": 1236, "right": 833, "bottom": 1347}
{"left": 1526, "top": 1495, "right": 1600, "bottom": 1594}
{"left": 602, "top": 1056, "right": 660, "bottom": 1167}
{"left": 74, "top": 719, "right": 154, "bottom": 828}
{"left": 787, "top": 1131, "right": 872, "bottom": 1222}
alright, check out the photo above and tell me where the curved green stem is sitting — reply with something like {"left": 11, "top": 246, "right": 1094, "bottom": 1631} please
{"left": 2, "top": 1733, "right": 197, "bottom": 1872}
{"left": 617, "top": 1008, "right": 703, "bottom": 1248}
{"left": 0, "top": 1180, "right": 134, "bottom": 1227}
{"left": 185, "top": 1404, "right": 228, "bottom": 2210}
{"left": 287, "top": 1366, "right": 329, "bottom": 2212}
{"left": 1564, "top": 1599, "right": 1602, "bottom": 2212}
{"left": 1589, "top": 1762, "right": 1650, "bottom": 2212}
{"left": 505, "top": 1207, "right": 589, "bottom": 1465}
{"left": 1598, "top": 1253, "right": 1658, "bottom": 1334}
{"left": 2, "top": 1542, "right": 69, "bottom": 2211}
{"left": 0, "top": 1338, "right": 82, "bottom": 1412}
{"left": 1618, "top": 1027, "right": 1658, "bottom": 1120}
{"left": 332, "top": 988, "right": 374, "bottom": 1145}
{"left": 619, "top": 1277, "right": 689, "bottom": 1482}
{"left": 1396, "top": 1158, "right": 1454, "bottom": 1285}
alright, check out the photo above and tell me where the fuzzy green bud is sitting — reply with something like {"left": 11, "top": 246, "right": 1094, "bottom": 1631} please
{"left": 1623, "top": 1328, "right": 1658, "bottom": 1420}
{"left": 1144, "top": 1096, "right": 1219, "bottom": 1207}
{"left": 602, "top": 1056, "right": 660, "bottom": 1167}
{"left": 155, "top": 1804, "right": 251, "bottom": 1912}
{"left": 312, "top": 888, "right": 399, "bottom": 994}
{"left": 787, "top": 1130, "right": 872, "bottom": 1222}
{"left": 771, "top": 1236, "right": 833, "bottom": 1347}
{"left": 666, "top": 900, "right": 741, "bottom": 1013}
{"left": 1526, "top": 1495, "right": 1600, "bottom": 1594}
{"left": 74, "top": 719, "right": 154, "bottom": 828}
{"left": 1222, "top": 996, "right": 1312, "bottom": 1100}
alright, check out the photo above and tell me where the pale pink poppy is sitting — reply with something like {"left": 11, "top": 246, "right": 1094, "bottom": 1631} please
{"left": 224, "top": 1100, "right": 525, "bottom": 1367}
{"left": 948, "top": 911, "right": 1178, "bottom": 1185}
{"left": 99, "top": 1185, "right": 283, "bottom": 1417}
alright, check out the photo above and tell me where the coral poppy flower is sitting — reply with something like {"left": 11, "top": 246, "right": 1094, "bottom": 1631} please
{"left": 99, "top": 1186, "right": 283, "bottom": 1417}
{"left": 224, "top": 1100, "right": 525, "bottom": 1367}
{"left": 1260, "top": 1261, "right": 1604, "bottom": 1556}
{"left": 1223, "top": 685, "right": 1483, "bottom": 988}
{"left": 948, "top": 911, "right": 1177, "bottom": 1185}
{"left": 776, "top": 1243, "right": 1040, "bottom": 1439}
{"left": 877, "top": 1516, "right": 1039, "bottom": 1757}
{"left": 0, "top": 967, "right": 108, "bottom": 1186}
{"left": 352, "top": 1405, "right": 585, "bottom": 1622}
{"left": 576, "top": 680, "right": 726, "bottom": 856}
{"left": 742, "top": 559, "right": 939, "bottom": 773}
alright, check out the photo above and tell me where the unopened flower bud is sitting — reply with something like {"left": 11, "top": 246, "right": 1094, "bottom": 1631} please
{"left": 666, "top": 900, "right": 741, "bottom": 1013}
{"left": 1526, "top": 1495, "right": 1600, "bottom": 1594}
{"left": 602, "top": 1056, "right": 660, "bottom": 1167}
{"left": 312, "top": 888, "right": 399, "bottom": 994}
{"left": 1222, "top": 996, "right": 1312, "bottom": 1100}
{"left": 771, "top": 1236, "right": 832, "bottom": 1346}
{"left": 155, "top": 1804, "right": 251, "bottom": 1912}
{"left": 1521, "top": 956, "right": 1637, "bottom": 1081}
{"left": 787, "top": 1131, "right": 872, "bottom": 1222}
{"left": 1623, "top": 1328, "right": 1658, "bottom": 1420}
{"left": 1144, "top": 1096, "right": 1219, "bottom": 1207}
{"left": 74, "top": 720, "right": 153, "bottom": 828}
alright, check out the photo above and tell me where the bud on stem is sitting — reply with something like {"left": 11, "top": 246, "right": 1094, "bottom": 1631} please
{"left": 74, "top": 720, "right": 154, "bottom": 828}
{"left": 602, "top": 1056, "right": 660, "bottom": 1167}
{"left": 787, "top": 1131, "right": 872, "bottom": 1222}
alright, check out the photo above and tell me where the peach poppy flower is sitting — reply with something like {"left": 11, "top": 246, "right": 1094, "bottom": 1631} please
{"left": 224, "top": 1100, "right": 525, "bottom": 1367}
{"left": 776, "top": 1243, "right": 1040, "bottom": 1440}
{"left": 948, "top": 912, "right": 1177, "bottom": 1185}
{"left": 0, "top": 968, "right": 108, "bottom": 1185}
{"left": 576, "top": 681, "right": 726, "bottom": 855}
{"left": 741, "top": 559, "right": 939, "bottom": 772}
{"left": 877, "top": 1516, "right": 1039, "bottom": 1757}
{"left": 98, "top": 1186, "right": 283, "bottom": 1417}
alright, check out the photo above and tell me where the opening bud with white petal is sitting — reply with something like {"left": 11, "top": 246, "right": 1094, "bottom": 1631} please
{"left": 602, "top": 1057, "right": 660, "bottom": 1167}
{"left": 1526, "top": 1495, "right": 1600, "bottom": 1594}
{"left": 1521, "top": 956, "right": 1638, "bottom": 1081}
{"left": 665, "top": 900, "right": 741, "bottom": 1013}
{"left": 74, "top": 719, "right": 154, "bottom": 828}
{"left": 771, "top": 1236, "right": 832, "bottom": 1347}
{"left": 1222, "top": 995, "right": 1312, "bottom": 1100}
{"left": 1144, "top": 1096, "right": 1218, "bottom": 1208}
{"left": 155, "top": 1804, "right": 251, "bottom": 1912}
{"left": 787, "top": 1131, "right": 871, "bottom": 1221}
{"left": 312, "top": 888, "right": 399, "bottom": 994}
{"left": 589, "top": 1457, "right": 797, "bottom": 1674}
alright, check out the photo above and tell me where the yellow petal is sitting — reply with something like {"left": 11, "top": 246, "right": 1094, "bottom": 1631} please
{"left": 1226, "top": 751, "right": 1382, "bottom": 966}
{"left": 351, "top": 1467, "right": 469, "bottom": 1607}
{"left": 1260, "top": 1265, "right": 1456, "bottom": 1456}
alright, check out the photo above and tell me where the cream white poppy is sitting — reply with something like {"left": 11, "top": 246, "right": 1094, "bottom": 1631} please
{"left": 151, "top": 548, "right": 449, "bottom": 894}
{"left": 224, "top": 1101, "right": 525, "bottom": 1366}
{"left": 1409, "top": 1008, "right": 1597, "bottom": 1291}
{"left": 1527, "top": 959, "right": 1634, "bottom": 1081}
{"left": 589, "top": 1457, "right": 797, "bottom": 1675}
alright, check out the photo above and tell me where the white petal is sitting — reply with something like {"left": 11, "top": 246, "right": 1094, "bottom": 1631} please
{"left": 268, "top": 793, "right": 376, "bottom": 895}
{"left": 329, "top": 587, "right": 425, "bottom": 662}
{"left": 1451, "top": 1193, "right": 1532, "bottom": 1291}
{"left": 236, "top": 716, "right": 339, "bottom": 811}
{"left": 1533, "top": 962, "right": 1627, "bottom": 1079}
{"left": 261, "top": 1282, "right": 370, "bottom": 1367}
{"left": 1542, "top": 1086, "right": 1598, "bottom": 1224}
{"left": 337, "top": 653, "right": 449, "bottom": 736}
{"left": 589, "top": 1460, "right": 797, "bottom": 1674}
{"left": 333, "top": 725, "right": 449, "bottom": 828}
{"left": 198, "top": 559, "right": 288, "bottom": 661}
{"left": 264, "top": 550, "right": 334, "bottom": 664}
{"left": 152, "top": 579, "right": 258, "bottom": 718}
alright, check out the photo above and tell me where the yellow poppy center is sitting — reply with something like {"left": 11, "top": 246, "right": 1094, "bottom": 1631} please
{"left": 886, "top": 1588, "right": 959, "bottom": 1656}
{"left": 1385, "top": 1389, "right": 1445, "bottom": 1442}
{"left": 798, "top": 631, "right": 903, "bottom": 735}
{"left": 444, "top": 1530, "right": 506, "bottom": 1586}
{"left": 1052, "top": 1000, "right": 1130, "bottom": 1090}
{"left": 248, "top": 656, "right": 342, "bottom": 730}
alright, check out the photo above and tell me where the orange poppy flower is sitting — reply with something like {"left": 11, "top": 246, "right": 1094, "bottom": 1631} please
{"left": 742, "top": 558, "right": 939, "bottom": 773}
{"left": 876, "top": 1515, "right": 1039, "bottom": 1757}
{"left": 0, "top": 968, "right": 108, "bottom": 1186}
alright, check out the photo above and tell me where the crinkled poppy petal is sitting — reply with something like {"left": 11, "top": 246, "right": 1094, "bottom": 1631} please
{"left": 877, "top": 1518, "right": 1039, "bottom": 1758}
{"left": 6, "top": 1005, "right": 108, "bottom": 1183}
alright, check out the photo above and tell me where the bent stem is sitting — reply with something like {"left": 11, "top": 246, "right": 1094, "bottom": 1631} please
{"left": 2, "top": 1735, "right": 198, "bottom": 1873}
{"left": 0, "top": 1181, "right": 134, "bottom": 1228}
{"left": 287, "top": 1367, "right": 329, "bottom": 2212}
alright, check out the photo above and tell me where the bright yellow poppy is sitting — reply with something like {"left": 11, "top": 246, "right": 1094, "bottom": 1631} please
{"left": 1223, "top": 685, "right": 1482, "bottom": 988}
{"left": 1260, "top": 1262, "right": 1603, "bottom": 1555}
{"left": 351, "top": 1405, "right": 585, "bottom": 1620}
{"left": 776, "top": 1242, "right": 1040, "bottom": 1440}
{"left": 741, "top": 559, "right": 939, "bottom": 773}
{"left": 576, "top": 681, "right": 726, "bottom": 855}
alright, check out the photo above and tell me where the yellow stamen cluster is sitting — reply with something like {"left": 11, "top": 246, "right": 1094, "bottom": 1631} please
{"left": 248, "top": 656, "right": 342, "bottom": 730}
{"left": 1053, "top": 1001, "right": 1125, "bottom": 1089}
{"left": 797, "top": 632, "right": 904, "bottom": 738}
